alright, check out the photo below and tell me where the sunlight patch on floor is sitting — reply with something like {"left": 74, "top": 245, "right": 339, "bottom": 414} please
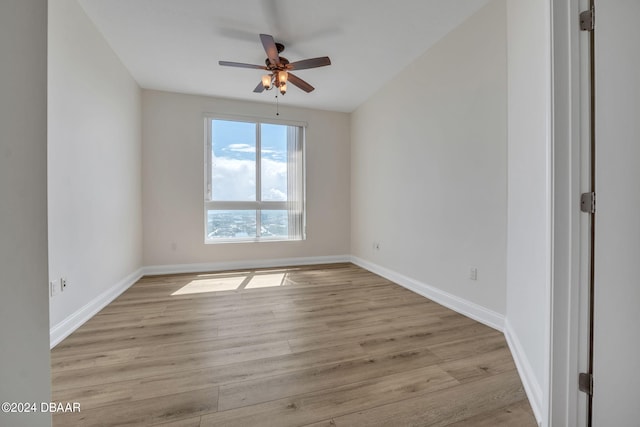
{"left": 171, "top": 277, "right": 245, "bottom": 295}
{"left": 171, "top": 271, "right": 288, "bottom": 295}
{"left": 244, "top": 273, "right": 286, "bottom": 289}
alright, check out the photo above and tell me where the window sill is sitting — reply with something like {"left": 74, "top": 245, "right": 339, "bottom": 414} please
{"left": 204, "top": 237, "right": 303, "bottom": 245}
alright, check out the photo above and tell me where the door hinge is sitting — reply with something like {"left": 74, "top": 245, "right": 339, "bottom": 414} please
{"left": 579, "top": 372, "right": 594, "bottom": 395}
{"left": 580, "top": 7, "right": 594, "bottom": 31}
{"left": 581, "top": 192, "right": 596, "bottom": 213}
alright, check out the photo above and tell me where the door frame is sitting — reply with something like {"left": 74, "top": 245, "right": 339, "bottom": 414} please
{"left": 549, "top": 0, "right": 591, "bottom": 425}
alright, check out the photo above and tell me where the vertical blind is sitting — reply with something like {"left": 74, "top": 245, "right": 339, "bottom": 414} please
{"left": 286, "top": 125, "right": 305, "bottom": 240}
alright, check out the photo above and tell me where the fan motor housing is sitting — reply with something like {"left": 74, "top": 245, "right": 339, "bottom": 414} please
{"left": 265, "top": 56, "right": 289, "bottom": 69}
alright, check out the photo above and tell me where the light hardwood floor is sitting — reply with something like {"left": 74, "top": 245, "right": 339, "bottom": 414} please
{"left": 51, "top": 263, "right": 536, "bottom": 426}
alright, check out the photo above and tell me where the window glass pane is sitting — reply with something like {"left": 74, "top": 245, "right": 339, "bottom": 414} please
{"left": 207, "top": 210, "right": 256, "bottom": 239}
{"left": 261, "top": 210, "right": 288, "bottom": 238}
{"left": 260, "top": 123, "right": 288, "bottom": 201}
{"left": 211, "top": 120, "right": 256, "bottom": 201}
{"left": 205, "top": 117, "right": 305, "bottom": 243}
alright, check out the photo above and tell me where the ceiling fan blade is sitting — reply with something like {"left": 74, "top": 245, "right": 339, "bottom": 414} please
{"left": 288, "top": 56, "right": 331, "bottom": 71}
{"left": 219, "top": 61, "right": 267, "bottom": 70}
{"left": 260, "top": 34, "right": 281, "bottom": 66}
{"left": 287, "top": 72, "right": 315, "bottom": 93}
{"left": 253, "top": 81, "right": 265, "bottom": 93}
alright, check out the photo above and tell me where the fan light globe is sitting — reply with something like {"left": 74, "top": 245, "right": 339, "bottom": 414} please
{"left": 278, "top": 71, "right": 288, "bottom": 86}
{"left": 279, "top": 82, "right": 287, "bottom": 95}
{"left": 262, "top": 74, "right": 272, "bottom": 89}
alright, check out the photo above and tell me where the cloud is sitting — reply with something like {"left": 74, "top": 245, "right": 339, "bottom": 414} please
{"left": 211, "top": 155, "right": 256, "bottom": 200}
{"left": 263, "top": 188, "right": 287, "bottom": 200}
{"left": 211, "top": 155, "right": 287, "bottom": 202}
{"left": 222, "top": 145, "right": 277, "bottom": 156}
{"left": 226, "top": 143, "right": 255, "bottom": 153}
{"left": 261, "top": 158, "right": 287, "bottom": 201}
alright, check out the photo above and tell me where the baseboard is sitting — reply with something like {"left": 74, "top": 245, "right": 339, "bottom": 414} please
{"left": 49, "top": 268, "right": 144, "bottom": 349}
{"left": 142, "top": 254, "right": 352, "bottom": 276}
{"left": 504, "top": 318, "right": 543, "bottom": 424}
{"left": 350, "top": 256, "right": 505, "bottom": 331}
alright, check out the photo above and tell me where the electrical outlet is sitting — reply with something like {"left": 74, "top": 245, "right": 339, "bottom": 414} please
{"left": 469, "top": 267, "right": 478, "bottom": 281}
{"left": 61, "top": 277, "right": 68, "bottom": 291}
{"left": 50, "top": 280, "right": 60, "bottom": 297}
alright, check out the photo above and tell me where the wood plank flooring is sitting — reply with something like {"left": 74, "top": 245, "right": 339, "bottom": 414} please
{"left": 51, "top": 263, "right": 536, "bottom": 426}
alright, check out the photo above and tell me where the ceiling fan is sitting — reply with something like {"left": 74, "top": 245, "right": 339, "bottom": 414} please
{"left": 219, "top": 34, "right": 331, "bottom": 95}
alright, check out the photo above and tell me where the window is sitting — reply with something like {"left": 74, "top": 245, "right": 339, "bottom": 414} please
{"left": 205, "top": 117, "right": 305, "bottom": 242}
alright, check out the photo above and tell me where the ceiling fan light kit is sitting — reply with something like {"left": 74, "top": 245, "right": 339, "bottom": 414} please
{"left": 219, "top": 33, "right": 331, "bottom": 96}
{"left": 260, "top": 70, "right": 288, "bottom": 94}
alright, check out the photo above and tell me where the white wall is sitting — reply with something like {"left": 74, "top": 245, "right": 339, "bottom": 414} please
{"left": 142, "top": 90, "right": 350, "bottom": 268}
{"left": 592, "top": 1, "right": 640, "bottom": 424}
{"left": 505, "top": 0, "right": 552, "bottom": 423}
{"left": 48, "top": 0, "right": 143, "bottom": 341}
{"left": 350, "top": 0, "right": 507, "bottom": 321}
{"left": 0, "top": 0, "right": 51, "bottom": 425}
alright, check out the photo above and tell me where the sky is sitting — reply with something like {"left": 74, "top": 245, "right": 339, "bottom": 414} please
{"left": 211, "top": 119, "right": 288, "bottom": 201}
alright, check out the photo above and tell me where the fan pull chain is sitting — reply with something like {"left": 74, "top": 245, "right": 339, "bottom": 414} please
{"left": 275, "top": 95, "right": 280, "bottom": 116}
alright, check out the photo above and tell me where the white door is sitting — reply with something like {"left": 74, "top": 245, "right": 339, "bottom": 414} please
{"left": 593, "top": 1, "right": 640, "bottom": 425}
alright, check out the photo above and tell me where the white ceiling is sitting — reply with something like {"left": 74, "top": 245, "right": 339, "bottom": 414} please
{"left": 78, "top": 0, "right": 489, "bottom": 112}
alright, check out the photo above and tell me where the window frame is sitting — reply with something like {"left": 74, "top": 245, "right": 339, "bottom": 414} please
{"left": 203, "top": 114, "right": 307, "bottom": 243}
